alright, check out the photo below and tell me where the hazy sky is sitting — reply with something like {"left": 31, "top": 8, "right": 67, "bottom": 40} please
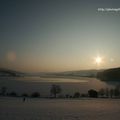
{"left": 1, "top": 0, "right": 120, "bottom": 72}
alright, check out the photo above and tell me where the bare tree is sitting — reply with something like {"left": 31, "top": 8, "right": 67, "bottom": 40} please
{"left": 105, "top": 88, "right": 109, "bottom": 98}
{"left": 50, "top": 85, "right": 62, "bottom": 98}
{"left": 110, "top": 89, "right": 114, "bottom": 98}
{"left": 98, "top": 88, "right": 105, "bottom": 97}
{"left": 88, "top": 89, "right": 98, "bottom": 98}
{"left": 1, "top": 86, "right": 7, "bottom": 96}
{"left": 31, "top": 92, "right": 40, "bottom": 98}
{"left": 114, "top": 86, "right": 120, "bottom": 97}
{"left": 73, "top": 92, "right": 80, "bottom": 98}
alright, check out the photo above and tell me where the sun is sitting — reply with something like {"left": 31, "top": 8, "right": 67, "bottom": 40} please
{"left": 95, "top": 56, "right": 102, "bottom": 65}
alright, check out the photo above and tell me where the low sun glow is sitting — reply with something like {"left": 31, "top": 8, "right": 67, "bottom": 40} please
{"left": 95, "top": 56, "right": 102, "bottom": 65}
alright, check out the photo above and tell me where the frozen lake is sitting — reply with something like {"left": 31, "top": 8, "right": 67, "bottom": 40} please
{"left": 0, "top": 77, "right": 119, "bottom": 96}
{"left": 0, "top": 97, "right": 120, "bottom": 120}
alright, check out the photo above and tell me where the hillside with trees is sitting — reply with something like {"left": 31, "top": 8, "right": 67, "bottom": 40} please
{"left": 0, "top": 68, "right": 24, "bottom": 77}
{"left": 97, "top": 67, "right": 120, "bottom": 81}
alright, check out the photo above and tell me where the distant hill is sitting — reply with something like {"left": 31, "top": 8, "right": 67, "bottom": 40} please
{"left": 0, "top": 68, "right": 24, "bottom": 77}
{"left": 50, "top": 69, "right": 104, "bottom": 78}
{"left": 0, "top": 68, "right": 104, "bottom": 78}
{"left": 97, "top": 67, "right": 120, "bottom": 81}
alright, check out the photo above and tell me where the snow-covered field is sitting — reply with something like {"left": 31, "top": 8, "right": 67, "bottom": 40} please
{"left": 0, "top": 97, "right": 120, "bottom": 120}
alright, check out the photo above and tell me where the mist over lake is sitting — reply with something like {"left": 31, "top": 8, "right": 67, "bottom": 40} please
{"left": 0, "top": 76, "right": 116, "bottom": 97}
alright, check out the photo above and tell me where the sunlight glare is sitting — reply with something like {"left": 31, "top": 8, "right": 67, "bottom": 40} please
{"left": 95, "top": 56, "right": 102, "bottom": 65}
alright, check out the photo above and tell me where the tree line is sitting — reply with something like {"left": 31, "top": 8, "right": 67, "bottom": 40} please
{"left": 0, "top": 85, "right": 120, "bottom": 98}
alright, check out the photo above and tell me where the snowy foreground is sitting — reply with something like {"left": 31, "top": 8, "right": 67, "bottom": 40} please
{"left": 0, "top": 97, "right": 120, "bottom": 120}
